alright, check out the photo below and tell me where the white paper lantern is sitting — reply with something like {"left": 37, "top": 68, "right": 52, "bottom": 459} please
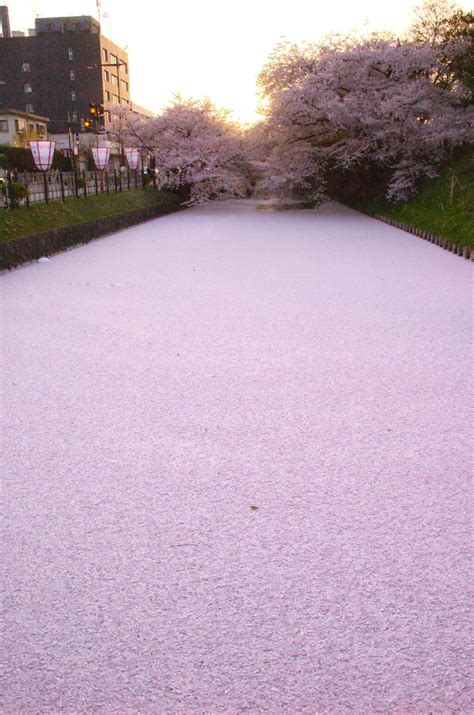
{"left": 29, "top": 140, "right": 56, "bottom": 171}
{"left": 91, "top": 147, "right": 111, "bottom": 171}
{"left": 124, "top": 148, "right": 140, "bottom": 170}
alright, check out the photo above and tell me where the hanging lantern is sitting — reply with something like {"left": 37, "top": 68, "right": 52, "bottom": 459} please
{"left": 91, "top": 146, "right": 111, "bottom": 171}
{"left": 29, "top": 140, "right": 56, "bottom": 172}
{"left": 124, "top": 148, "right": 140, "bottom": 170}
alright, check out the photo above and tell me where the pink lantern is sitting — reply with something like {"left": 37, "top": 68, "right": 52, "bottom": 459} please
{"left": 91, "top": 146, "right": 111, "bottom": 171}
{"left": 29, "top": 140, "right": 56, "bottom": 171}
{"left": 124, "top": 148, "right": 140, "bottom": 170}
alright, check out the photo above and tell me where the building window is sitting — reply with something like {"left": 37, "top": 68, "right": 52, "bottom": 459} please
{"left": 70, "top": 69, "right": 75, "bottom": 81}
{"left": 122, "top": 62, "right": 128, "bottom": 74}
{"left": 15, "top": 119, "right": 27, "bottom": 132}
{"left": 22, "top": 62, "right": 30, "bottom": 72}
{"left": 106, "top": 111, "right": 112, "bottom": 122}
{"left": 102, "top": 48, "right": 108, "bottom": 62}
{"left": 71, "top": 90, "right": 76, "bottom": 101}
{"left": 36, "top": 124, "right": 46, "bottom": 136}
{"left": 112, "top": 94, "right": 119, "bottom": 104}
{"left": 104, "top": 69, "right": 109, "bottom": 82}
{"left": 121, "top": 80, "right": 128, "bottom": 93}
{"left": 111, "top": 74, "right": 118, "bottom": 86}
{"left": 24, "top": 82, "right": 32, "bottom": 93}
{"left": 0, "top": 119, "right": 8, "bottom": 132}
{"left": 110, "top": 53, "right": 117, "bottom": 64}
{"left": 68, "top": 47, "right": 73, "bottom": 60}
{"left": 25, "top": 103, "right": 34, "bottom": 113}
{"left": 105, "top": 91, "right": 111, "bottom": 101}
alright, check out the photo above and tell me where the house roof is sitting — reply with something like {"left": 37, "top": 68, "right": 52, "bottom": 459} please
{"left": 0, "top": 108, "right": 50, "bottom": 123}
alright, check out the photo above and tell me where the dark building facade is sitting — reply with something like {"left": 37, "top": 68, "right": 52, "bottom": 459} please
{"left": 0, "top": 10, "right": 130, "bottom": 134}
{"left": 0, "top": 6, "right": 11, "bottom": 38}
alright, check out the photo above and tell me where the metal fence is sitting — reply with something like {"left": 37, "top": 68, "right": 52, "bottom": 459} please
{"left": 1, "top": 168, "right": 158, "bottom": 208}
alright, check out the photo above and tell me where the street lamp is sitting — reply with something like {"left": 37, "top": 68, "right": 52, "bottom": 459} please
{"left": 91, "top": 146, "right": 111, "bottom": 193}
{"left": 124, "top": 147, "right": 140, "bottom": 188}
{"left": 29, "top": 139, "right": 55, "bottom": 203}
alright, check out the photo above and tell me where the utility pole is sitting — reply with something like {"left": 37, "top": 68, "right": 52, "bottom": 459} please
{"left": 87, "top": 58, "right": 127, "bottom": 166}
{"left": 67, "top": 111, "right": 79, "bottom": 195}
{"left": 67, "top": 111, "right": 74, "bottom": 164}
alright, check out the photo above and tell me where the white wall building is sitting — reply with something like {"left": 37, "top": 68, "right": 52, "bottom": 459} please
{"left": 0, "top": 108, "right": 49, "bottom": 145}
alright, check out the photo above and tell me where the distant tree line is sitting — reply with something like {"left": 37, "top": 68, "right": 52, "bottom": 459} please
{"left": 113, "top": 0, "right": 472, "bottom": 205}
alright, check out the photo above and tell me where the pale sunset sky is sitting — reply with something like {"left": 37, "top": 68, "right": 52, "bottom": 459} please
{"left": 10, "top": 0, "right": 473, "bottom": 123}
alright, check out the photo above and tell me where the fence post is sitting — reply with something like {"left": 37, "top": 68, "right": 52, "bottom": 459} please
{"left": 83, "top": 170, "right": 87, "bottom": 198}
{"left": 127, "top": 170, "right": 130, "bottom": 191}
{"left": 43, "top": 172, "right": 49, "bottom": 204}
{"left": 153, "top": 172, "right": 157, "bottom": 191}
{"left": 134, "top": 169, "right": 138, "bottom": 189}
{"left": 25, "top": 176, "right": 30, "bottom": 208}
{"left": 7, "top": 171, "right": 13, "bottom": 209}
{"left": 60, "top": 170, "right": 66, "bottom": 202}
{"left": 119, "top": 170, "right": 123, "bottom": 192}
{"left": 94, "top": 172, "right": 99, "bottom": 195}
{"left": 105, "top": 172, "right": 109, "bottom": 194}
{"left": 114, "top": 169, "right": 118, "bottom": 193}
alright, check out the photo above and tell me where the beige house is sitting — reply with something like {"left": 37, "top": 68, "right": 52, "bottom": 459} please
{"left": 0, "top": 109, "right": 49, "bottom": 145}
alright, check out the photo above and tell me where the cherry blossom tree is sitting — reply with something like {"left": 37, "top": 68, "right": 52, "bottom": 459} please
{"left": 109, "top": 108, "right": 158, "bottom": 156}
{"left": 257, "top": 28, "right": 473, "bottom": 203}
{"left": 111, "top": 98, "right": 250, "bottom": 205}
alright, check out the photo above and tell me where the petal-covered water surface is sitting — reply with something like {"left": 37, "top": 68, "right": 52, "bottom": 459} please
{"left": 2, "top": 200, "right": 472, "bottom": 714}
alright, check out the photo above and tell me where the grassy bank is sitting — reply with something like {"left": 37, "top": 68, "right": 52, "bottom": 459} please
{"left": 366, "top": 152, "right": 474, "bottom": 249}
{"left": 0, "top": 189, "right": 182, "bottom": 244}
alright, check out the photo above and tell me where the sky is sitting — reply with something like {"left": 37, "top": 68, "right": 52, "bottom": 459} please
{"left": 9, "top": 0, "right": 472, "bottom": 123}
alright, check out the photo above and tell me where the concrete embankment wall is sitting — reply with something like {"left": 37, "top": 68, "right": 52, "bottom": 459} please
{"left": 0, "top": 203, "right": 181, "bottom": 271}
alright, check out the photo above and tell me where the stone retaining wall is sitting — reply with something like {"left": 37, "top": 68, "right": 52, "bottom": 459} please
{"left": 0, "top": 202, "right": 181, "bottom": 271}
{"left": 374, "top": 215, "right": 473, "bottom": 261}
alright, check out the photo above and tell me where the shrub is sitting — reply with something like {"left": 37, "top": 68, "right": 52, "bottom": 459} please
{"left": 8, "top": 182, "right": 29, "bottom": 208}
{"left": 0, "top": 145, "right": 35, "bottom": 172}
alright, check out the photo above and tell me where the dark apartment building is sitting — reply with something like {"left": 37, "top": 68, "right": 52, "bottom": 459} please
{"left": 0, "top": 7, "right": 130, "bottom": 135}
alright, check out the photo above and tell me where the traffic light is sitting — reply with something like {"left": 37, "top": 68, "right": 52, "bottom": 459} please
{"left": 89, "top": 102, "right": 105, "bottom": 117}
{"left": 86, "top": 103, "right": 105, "bottom": 132}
